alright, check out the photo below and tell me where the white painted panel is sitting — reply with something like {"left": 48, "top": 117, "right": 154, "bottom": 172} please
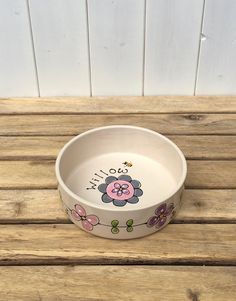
{"left": 29, "top": 0, "right": 90, "bottom": 96}
{"left": 144, "top": 0, "right": 204, "bottom": 95}
{"left": 88, "top": 0, "right": 145, "bottom": 96}
{"left": 196, "top": 0, "right": 236, "bottom": 95}
{"left": 0, "top": 0, "right": 38, "bottom": 97}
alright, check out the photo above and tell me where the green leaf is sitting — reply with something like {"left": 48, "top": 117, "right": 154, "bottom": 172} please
{"left": 111, "top": 227, "right": 119, "bottom": 234}
{"left": 126, "top": 226, "right": 133, "bottom": 232}
{"left": 126, "top": 219, "right": 133, "bottom": 227}
{"left": 111, "top": 220, "right": 119, "bottom": 227}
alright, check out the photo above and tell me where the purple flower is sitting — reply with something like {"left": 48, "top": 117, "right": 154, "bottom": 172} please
{"left": 147, "top": 203, "right": 174, "bottom": 228}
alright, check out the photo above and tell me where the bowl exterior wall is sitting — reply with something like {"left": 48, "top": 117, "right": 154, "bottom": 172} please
{"left": 58, "top": 184, "right": 184, "bottom": 239}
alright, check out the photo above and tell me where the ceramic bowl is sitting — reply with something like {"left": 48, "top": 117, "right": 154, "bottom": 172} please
{"left": 55, "top": 125, "right": 187, "bottom": 239}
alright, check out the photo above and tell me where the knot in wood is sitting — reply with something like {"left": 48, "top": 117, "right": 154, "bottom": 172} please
{"left": 185, "top": 114, "right": 202, "bottom": 121}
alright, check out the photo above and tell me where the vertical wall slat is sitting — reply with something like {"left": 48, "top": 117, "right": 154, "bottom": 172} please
{"left": 29, "top": 0, "right": 90, "bottom": 96}
{"left": 88, "top": 0, "right": 145, "bottom": 96}
{"left": 196, "top": 0, "right": 236, "bottom": 95}
{"left": 0, "top": 0, "right": 38, "bottom": 97}
{"left": 144, "top": 0, "right": 204, "bottom": 95}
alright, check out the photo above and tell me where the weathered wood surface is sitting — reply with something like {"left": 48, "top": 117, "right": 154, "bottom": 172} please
{"left": 0, "top": 160, "right": 235, "bottom": 189}
{"left": 0, "top": 114, "right": 235, "bottom": 136}
{"left": 0, "top": 135, "right": 235, "bottom": 160}
{"left": 0, "top": 266, "right": 235, "bottom": 301}
{"left": 1, "top": 96, "right": 236, "bottom": 113}
{"left": 0, "top": 189, "right": 235, "bottom": 224}
{"left": 0, "top": 224, "right": 235, "bottom": 265}
{"left": 0, "top": 97, "right": 235, "bottom": 300}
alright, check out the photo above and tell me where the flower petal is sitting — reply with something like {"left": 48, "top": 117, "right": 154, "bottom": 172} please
{"left": 114, "top": 182, "right": 121, "bottom": 189}
{"left": 117, "top": 190, "right": 123, "bottom": 196}
{"left": 123, "top": 189, "right": 130, "bottom": 195}
{"left": 102, "top": 194, "right": 113, "bottom": 203}
{"left": 118, "top": 175, "right": 132, "bottom": 182}
{"left": 155, "top": 203, "right": 167, "bottom": 216}
{"left": 82, "top": 220, "right": 93, "bottom": 231}
{"left": 127, "top": 196, "right": 139, "bottom": 204}
{"left": 71, "top": 209, "right": 81, "bottom": 221}
{"left": 105, "top": 176, "right": 118, "bottom": 184}
{"left": 130, "top": 179, "right": 141, "bottom": 188}
{"left": 156, "top": 216, "right": 167, "bottom": 228}
{"left": 74, "top": 204, "right": 86, "bottom": 217}
{"left": 86, "top": 215, "right": 99, "bottom": 226}
{"left": 113, "top": 199, "right": 127, "bottom": 207}
{"left": 147, "top": 216, "right": 159, "bottom": 227}
{"left": 121, "top": 184, "right": 129, "bottom": 189}
{"left": 112, "top": 188, "right": 119, "bottom": 193}
{"left": 134, "top": 188, "right": 143, "bottom": 197}
{"left": 98, "top": 183, "right": 107, "bottom": 193}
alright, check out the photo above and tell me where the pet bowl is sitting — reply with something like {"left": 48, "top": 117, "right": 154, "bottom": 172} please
{"left": 55, "top": 125, "right": 187, "bottom": 239}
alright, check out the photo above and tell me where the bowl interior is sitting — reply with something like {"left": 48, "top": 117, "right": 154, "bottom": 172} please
{"left": 57, "top": 126, "right": 186, "bottom": 210}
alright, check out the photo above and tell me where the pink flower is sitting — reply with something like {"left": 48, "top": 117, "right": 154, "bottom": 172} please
{"left": 98, "top": 175, "right": 143, "bottom": 207}
{"left": 69, "top": 204, "right": 99, "bottom": 231}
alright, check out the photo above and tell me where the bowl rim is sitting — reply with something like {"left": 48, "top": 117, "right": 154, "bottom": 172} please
{"left": 55, "top": 125, "right": 187, "bottom": 212}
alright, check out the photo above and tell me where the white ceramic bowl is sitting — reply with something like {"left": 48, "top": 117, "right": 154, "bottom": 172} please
{"left": 55, "top": 125, "right": 187, "bottom": 239}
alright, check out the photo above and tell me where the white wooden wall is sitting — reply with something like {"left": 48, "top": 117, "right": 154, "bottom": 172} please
{"left": 0, "top": 0, "right": 236, "bottom": 97}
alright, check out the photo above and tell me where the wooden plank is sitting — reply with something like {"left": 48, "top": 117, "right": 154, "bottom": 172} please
{"left": 186, "top": 161, "right": 236, "bottom": 188}
{"left": 0, "top": 160, "right": 235, "bottom": 189}
{"left": 0, "top": 136, "right": 69, "bottom": 160}
{"left": 0, "top": 114, "right": 235, "bottom": 136}
{"left": 145, "top": 0, "right": 203, "bottom": 95}
{"left": 178, "top": 189, "right": 236, "bottom": 222}
{"left": 1, "top": 97, "right": 236, "bottom": 114}
{"left": 0, "top": 0, "right": 38, "bottom": 97}
{"left": 0, "top": 135, "right": 235, "bottom": 160}
{"left": 0, "top": 266, "right": 235, "bottom": 301}
{"left": 0, "top": 161, "right": 56, "bottom": 189}
{"left": 196, "top": 0, "right": 236, "bottom": 94}
{"left": 88, "top": 0, "right": 145, "bottom": 95}
{"left": 0, "top": 224, "right": 235, "bottom": 264}
{"left": 29, "top": 0, "right": 90, "bottom": 96}
{"left": 0, "top": 189, "right": 235, "bottom": 223}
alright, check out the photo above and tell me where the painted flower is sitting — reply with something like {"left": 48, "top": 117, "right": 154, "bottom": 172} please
{"left": 69, "top": 204, "right": 99, "bottom": 231}
{"left": 147, "top": 203, "right": 174, "bottom": 228}
{"left": 98, "top": 175, "right": 143, "bottom": 207}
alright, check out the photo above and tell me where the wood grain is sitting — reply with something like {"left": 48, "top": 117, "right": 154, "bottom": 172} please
{"left": 0, "top": 224, "right": 235, "bottom": 265}
{"left": 0, "top": 266, "right": 235, "bottom": 301}
{"left": 0, "top": 189, "right": 235, "bottom": 223}
{"left": 0, "top": 160, "right": 235, "bottom": 189}
{"left": 0, "top": 135, "right": 235, "bottom": 160}
{"left": 0, "top": 114, "right": 235, "bottom": 136}
{"left": 186, "top": 161, "right": 236, "bottom": 188}
{"left": 1, "top": 96, "right": 236, "bottom": 114}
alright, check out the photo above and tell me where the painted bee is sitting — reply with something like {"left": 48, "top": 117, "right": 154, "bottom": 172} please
{"left": 123, "top": 161, "right": 133, "bottom": 167}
